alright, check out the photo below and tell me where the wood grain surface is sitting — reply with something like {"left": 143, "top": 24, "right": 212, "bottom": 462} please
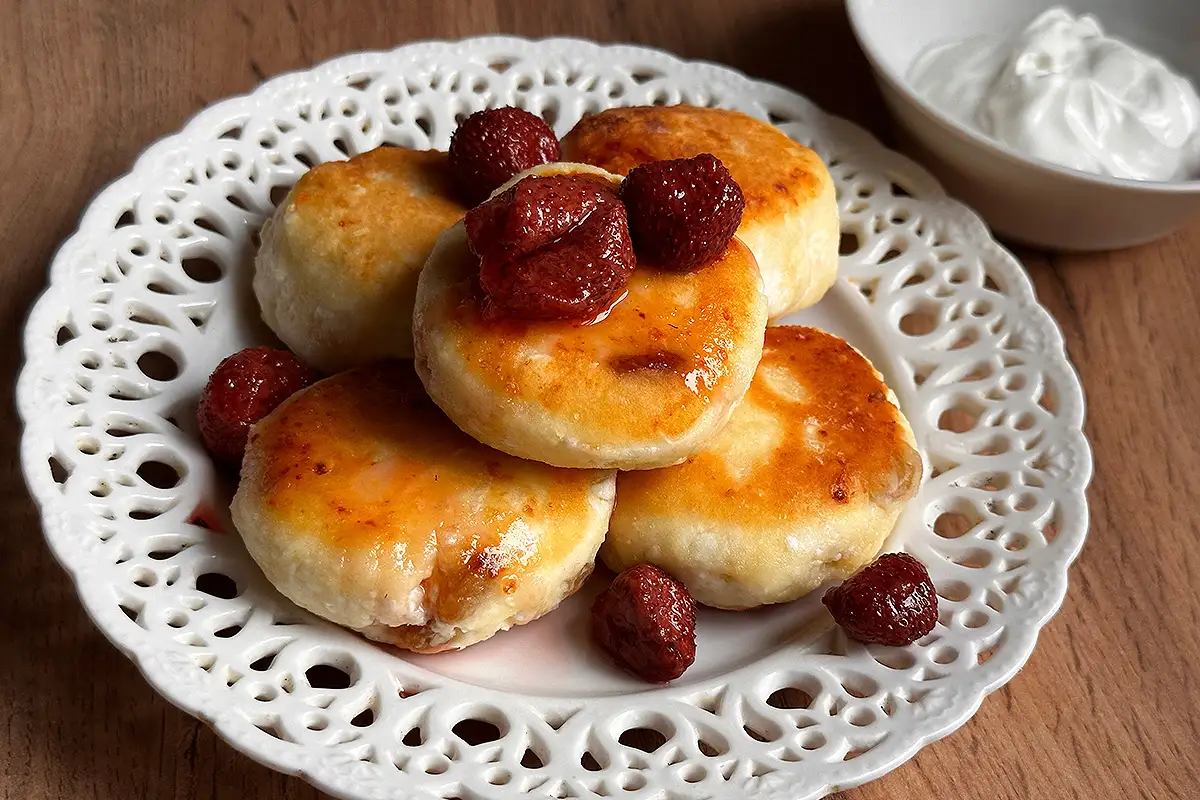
{"left": 2, "top": 1, "right": 1197, "bottom": 798}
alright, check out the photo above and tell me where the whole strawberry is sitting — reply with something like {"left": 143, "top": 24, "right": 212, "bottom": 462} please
{"left": 449, "top": 107, "right": 561, "bottom": 205}
{"left": 197, "top": 347, "right": 317, "bottom": 467}
{"left": 822, "top": 552, "right": 938, "bottom": 646}
{"left": 465, "top": 174, "right": 635, "bottom": 321}
{"left": 592, "top": 564, "right": 696, "bottom": 683}
{"left": 620, "top": 153, "right": 745, "bottom": 271}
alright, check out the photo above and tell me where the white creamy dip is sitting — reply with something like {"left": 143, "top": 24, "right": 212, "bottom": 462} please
{"left": 909, "top": 7, "right": 1200, "bottom": 182}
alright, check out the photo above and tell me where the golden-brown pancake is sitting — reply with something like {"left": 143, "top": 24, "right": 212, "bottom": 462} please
{"left": 231, "top": 362, "right": 616, "bottom": 653}
{"left": 561, "top": 105, "right": 839, "bottom": 319}
{"left": 602, "top": 326, "right": 922, "bottom": 609}
{"left": 254, "top": 146, "right": 466, "bottom": 372}
{"left": 412, "top": 163, "right": 770, "bottom": 471}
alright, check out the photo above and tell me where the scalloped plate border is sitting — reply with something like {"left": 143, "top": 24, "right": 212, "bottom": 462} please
{"left": 16, "top": 36, "right": 1092, "bottom": 800}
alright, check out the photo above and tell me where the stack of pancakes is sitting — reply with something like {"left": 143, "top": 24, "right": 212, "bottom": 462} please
{"left": 233, "top": 105, "right": 922, "bottom": 654}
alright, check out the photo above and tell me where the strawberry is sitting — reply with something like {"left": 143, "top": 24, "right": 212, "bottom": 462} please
{"left": 592, "top": 564, "right": 697, "bottom": 683}
{"left": 822, "top": 552, "right": 939, "bottom": 647}
{"left": 449, "top": 107, "right": 561, "bottom": 205}
{"left": 619, "top": 153, "right": 744, "bottom": 270}
{"left": 197, "top": 347, "right": 317, "bottom": 467}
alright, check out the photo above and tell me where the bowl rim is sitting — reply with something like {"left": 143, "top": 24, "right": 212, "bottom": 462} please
{"left": 844, "top": 0, "right": 1200, "bottom": 195}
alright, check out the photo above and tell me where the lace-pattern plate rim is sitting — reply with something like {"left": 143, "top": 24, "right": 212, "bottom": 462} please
{"left": 17, "top": 37, "right": 1091, "bottom": 800}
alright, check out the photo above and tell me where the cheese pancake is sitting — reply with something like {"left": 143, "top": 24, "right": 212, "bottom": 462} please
{"left": 254, "top": 146, "right": 466, "bottom": 372}
{"left": 602, "top": 326, "right": 922, "bottom": 609}
{"left": 561, "top": 105, "right": 839, "bottom": 319}
{"left": 412, "top": 165, "right": 769, "bottom": 470}
{"left": 231, "top": 361, "right": 616, "bottom": 653}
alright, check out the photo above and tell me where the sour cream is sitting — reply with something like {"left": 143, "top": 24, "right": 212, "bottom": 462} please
{"left": 908, "top": 7, "right": 1200, "bottom": 182}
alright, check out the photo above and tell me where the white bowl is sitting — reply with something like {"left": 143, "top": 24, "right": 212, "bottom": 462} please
{"left": 846, "top": 0, "right": 1200, "bottom": 250}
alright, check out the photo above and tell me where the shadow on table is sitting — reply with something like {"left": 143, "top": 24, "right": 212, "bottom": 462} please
{"left": 0, "top": 514, "right": 323, "bottom": 793}
{"left": 721, "top": 1, "right": 893, "bottom": 141}
{"left": 0, "top": 258, "right": 161, "bottom": 789}
{"left": 0, "top": 189, "right": 319, "bottom": 797}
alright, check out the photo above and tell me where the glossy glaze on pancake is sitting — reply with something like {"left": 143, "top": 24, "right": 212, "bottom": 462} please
{"left": 412, "top": 164, "right": 770, "bottom": 470}
{"left": 602, "top": 326, "right": 922, "bottom": 609}
{"left": 231, "top": 362, "right": 615, "bottom": 653}
{"left": 254, "top": 146, "right": 466, "bottom": 371}
{"left": 561, "top": 106, "right": 839, "bottom": 319}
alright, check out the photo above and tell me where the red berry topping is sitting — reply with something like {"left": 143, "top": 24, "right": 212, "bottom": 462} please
{"left": 449, "top": 106, "right": 561, "bottom": 205}
{"left": 619, "top": 153, "right": 745, "bottom": 270}
{"left": 822, "top": 552, "right": 938, "bottom": 646}
{"left": 465, "top": 174, "right": 635, "bottom": 321}
{"left": 591, "top": 564, "right": 697, "bottom": 683}
{"left": 197, "top": 347, "right": 317, "bottom": 467}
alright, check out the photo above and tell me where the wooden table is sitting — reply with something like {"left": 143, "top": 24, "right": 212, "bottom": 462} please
{"left": 2, "top": 2, "right": 1197, "bottom": 798}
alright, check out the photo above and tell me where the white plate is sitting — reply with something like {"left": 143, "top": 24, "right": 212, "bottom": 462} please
{"left": 17, "top": 37, "right": 1092, "bottom": 800}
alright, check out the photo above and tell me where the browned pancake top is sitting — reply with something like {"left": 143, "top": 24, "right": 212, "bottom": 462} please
{"left": 427, "top": 222, "right": 767, "bottom": 444}
{"left": 281, "top": 146, "right": 466, "bottom": 281}
{"left": 561, "top": 105, "right": 827, "bottom": 223}
{"left": 615, "top": 326, "right": 921, "bottom": 523}
{"left": 244, "top": 362, "right": 608, "bottom": 622}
